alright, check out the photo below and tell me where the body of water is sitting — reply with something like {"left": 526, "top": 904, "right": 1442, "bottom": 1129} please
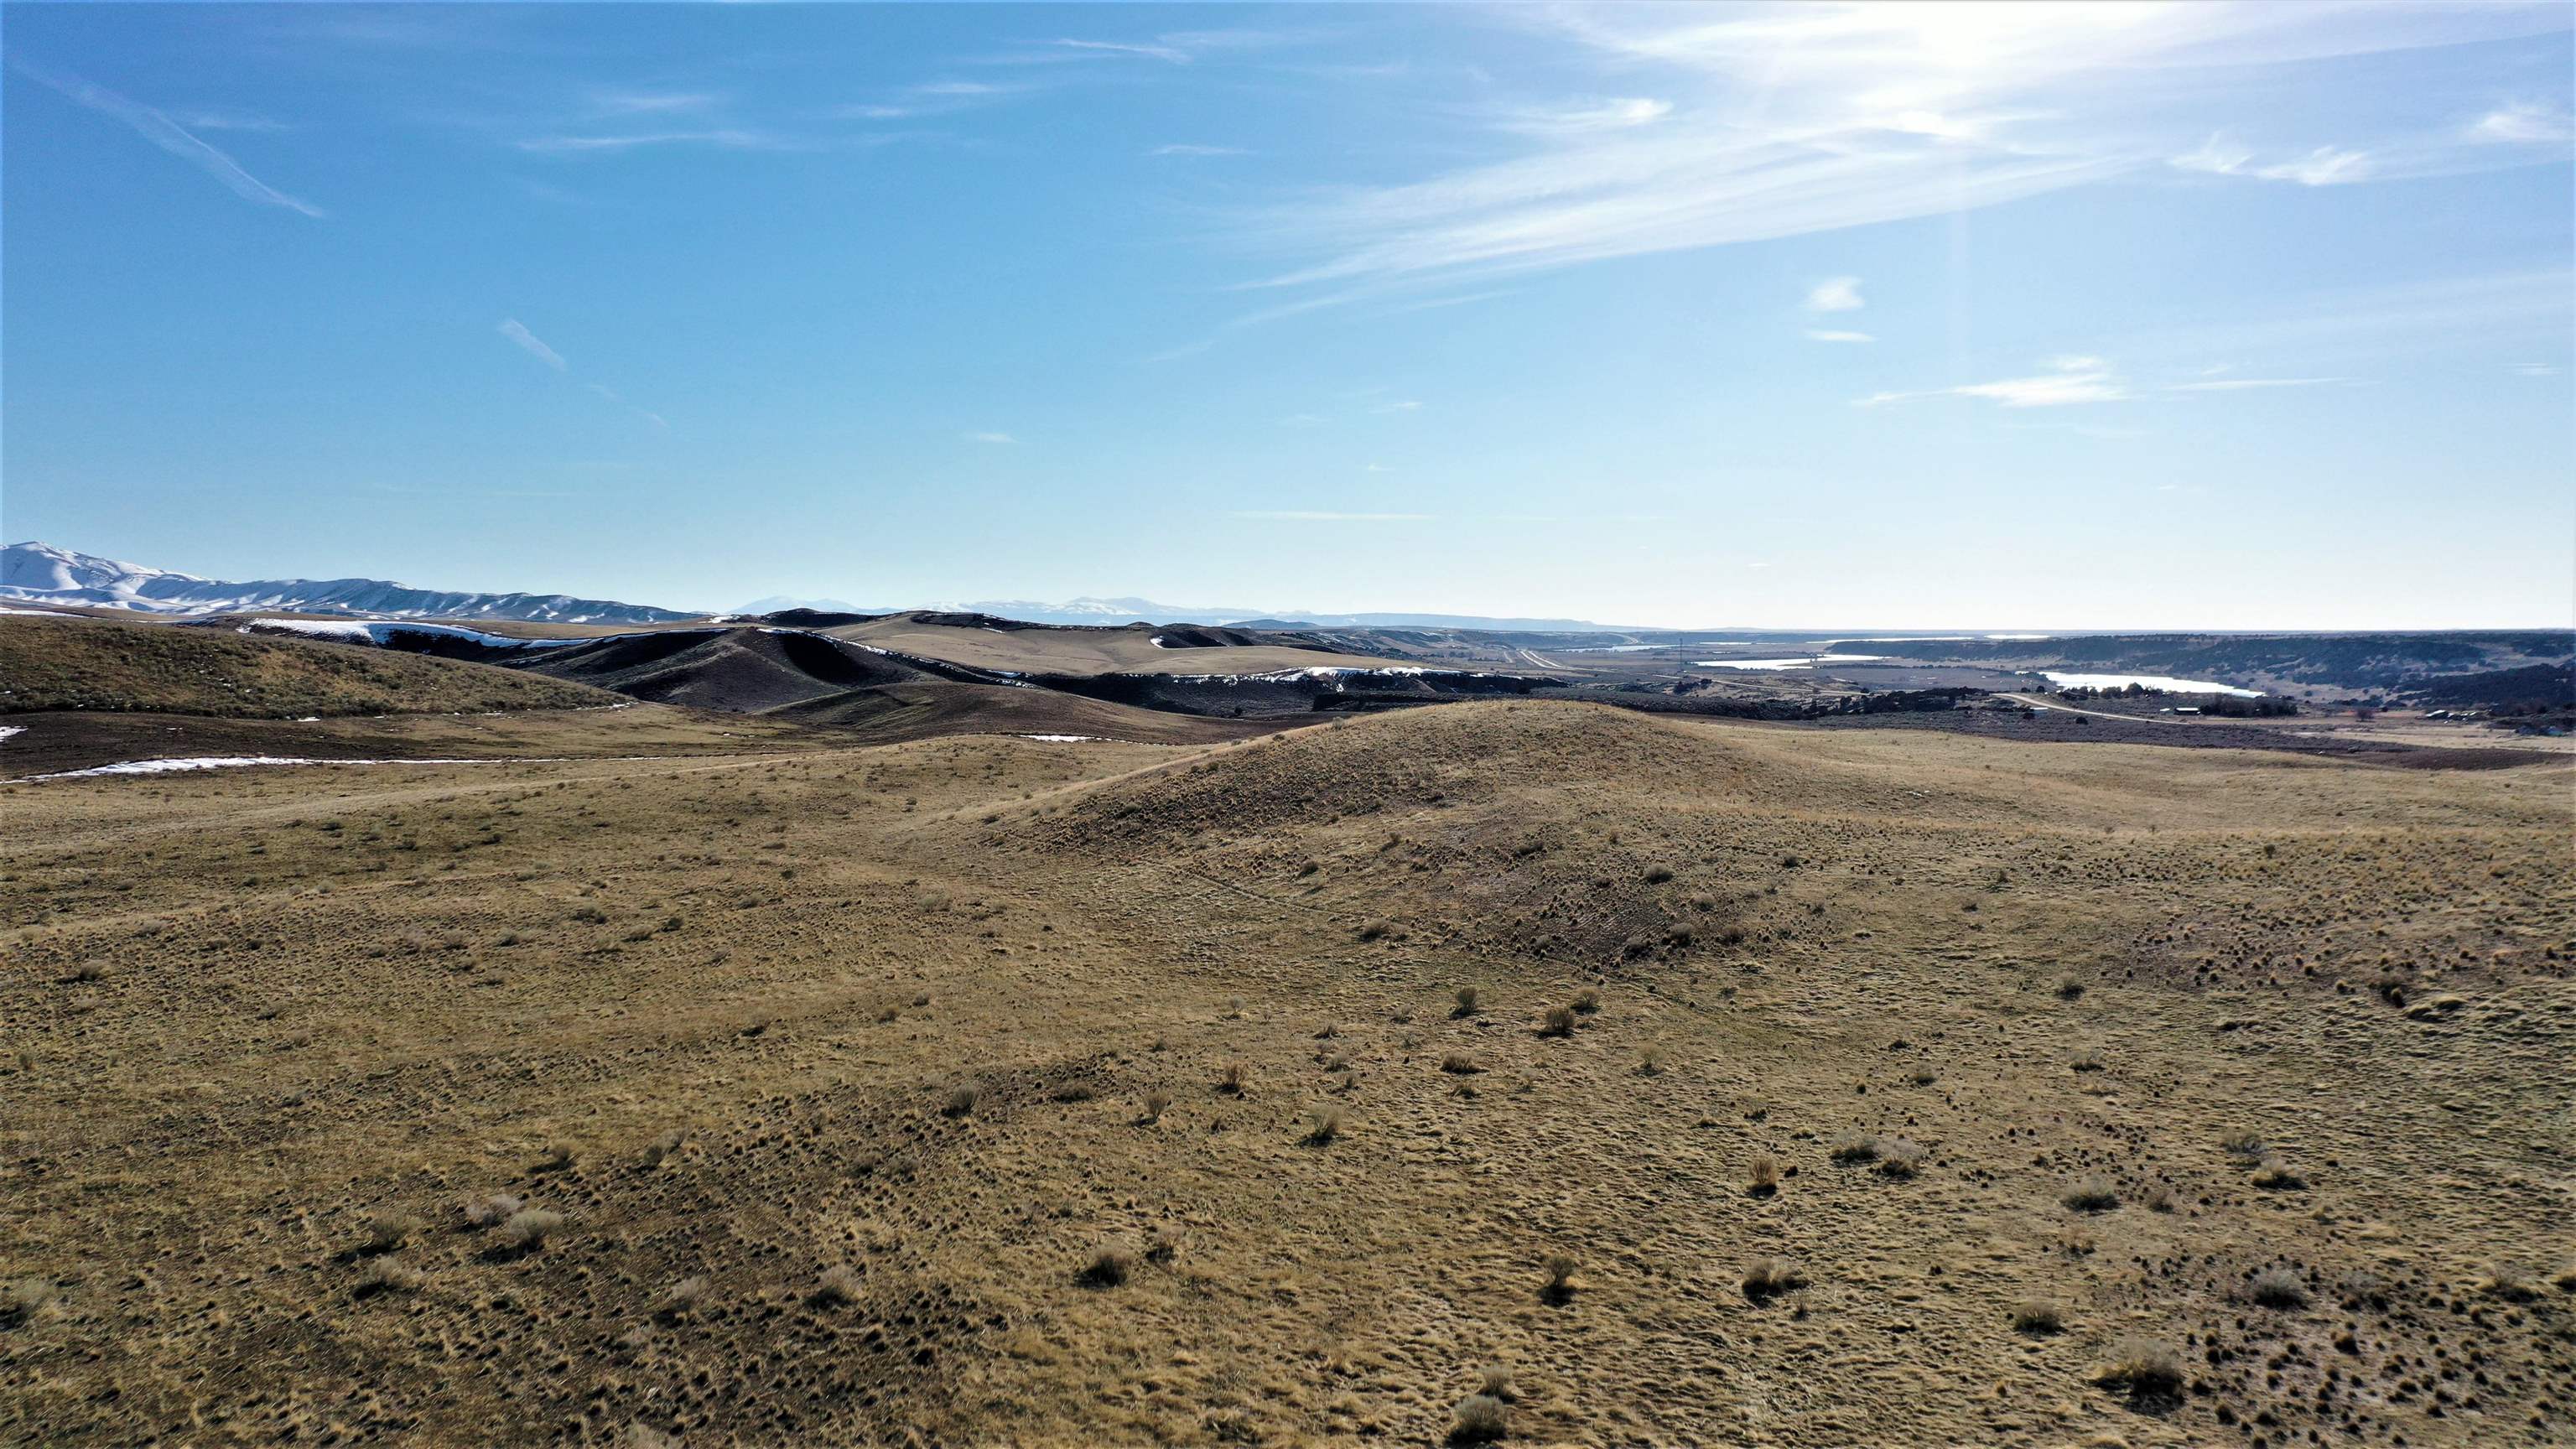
{"left": 2038, "top": 672, "right": 2262, "bottom": 698}
{"left": 1695, "top": 653, "right": 1888, "bottom": 670}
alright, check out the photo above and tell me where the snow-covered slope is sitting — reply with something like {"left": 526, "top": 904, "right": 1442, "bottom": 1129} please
{"left": 2, "top": 542, "right": 699, "bottom": 625}
{"left": 3, "top": 541, "right": 210, "bottom": 604}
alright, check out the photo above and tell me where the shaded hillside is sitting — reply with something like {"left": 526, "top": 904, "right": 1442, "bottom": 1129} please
{"left": 767, "top": 680, "right": 1269, "bottom": 745}
{"left": 512, "top": 627, "right": 947, "bottom": 712}
{"left": 1042, "top": 666, "right": 1557, "bottom": 718}
{"left": 0, "top": 615, "right": 622, "bottom": 718}
{"left": 2403, "top": 662, "right": 2574, "bottom": 711}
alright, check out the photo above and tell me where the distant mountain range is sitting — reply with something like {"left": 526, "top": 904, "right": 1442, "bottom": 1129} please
{"left": 736, "top": 593, "right": 1631, "bottom": 631}
{"left": 4, "top": 541, "right": 1638, "bottom": 631}
{"left": 3, "top": 542, "right": 699, "bottom": 625}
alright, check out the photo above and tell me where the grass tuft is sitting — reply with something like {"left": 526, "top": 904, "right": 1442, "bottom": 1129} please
{"left": 2061, "top": 1176, "right": 2120, "bottom": 1213}
{"left": 2012, "top": 1300, "right": 2064, "bottom": 1335}
{"left": 2091, "top": 1337, "right": 2185, "bottom": 1400}
{"left": 1078, "top": 1247, "right": 1134, "bottom": 1288}
{"left": 1746, "top": 1155, "right": 1779, "bottom": 1197}
{"left": 1447, "top": 1393, "right": 1509, "bottom": 1445}
{"left": 1741, "top": 1255, "right": 1808, "bottom": 1301}
{"left": 494, "top": 1208, "right": 563, "bottom": 1253}
{"left": 1540, "top": 1254, "right": 1579, "bottom": 1304}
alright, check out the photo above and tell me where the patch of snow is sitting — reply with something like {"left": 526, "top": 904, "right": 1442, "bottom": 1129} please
{"left": 1021, "top": 734, "right": 1104, "bottom": 743}
{"left": 0, "top": 724, "right": 26, "bottom": 743}
{"left": 242, "top": 618, "right": 591, "bottom": 649}
{"left": 9, "top": 754, "right": 595, "bottom": 784}
{"left": 1149, "top": 636, "right": 1168, "bottom": 647}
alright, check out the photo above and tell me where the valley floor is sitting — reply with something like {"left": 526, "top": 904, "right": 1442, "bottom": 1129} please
{"left": 3, "top": 701, "right": 2570, "bottom": 1447}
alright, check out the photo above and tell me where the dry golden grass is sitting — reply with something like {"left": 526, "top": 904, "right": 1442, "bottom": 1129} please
{"left": 826, "top": 615, "right": 1426, "bottom": 678}
{"left": 0, "top": 614, "right": 619, "bottom": 717}
{"left": 3, "top": 699, "right": 2569, "bottom": 1446}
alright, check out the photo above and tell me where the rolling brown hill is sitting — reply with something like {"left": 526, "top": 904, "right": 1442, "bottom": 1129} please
{"left": 824, "top": 612, "right": 1434, "bottom": 678}
{"left": 4, "top": 699, "right": 2567, "bottom": 1447}
{"left": 512, "top": 626, "right": 942, "bottom": 712}
{"left": 0, "top": 614, "right": 622, "bottom": 719}
{"left": 767, "top": 679, "right": 1270, "bottom": 745}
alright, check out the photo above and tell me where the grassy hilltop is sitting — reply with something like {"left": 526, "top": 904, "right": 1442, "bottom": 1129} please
{"left": 2, "top": 699, "right": 2569, "bottom": 1447}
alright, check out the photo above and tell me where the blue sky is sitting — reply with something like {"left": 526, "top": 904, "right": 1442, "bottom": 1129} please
{"left": 4, "top": 3, "right": 2570, "bottom": 628}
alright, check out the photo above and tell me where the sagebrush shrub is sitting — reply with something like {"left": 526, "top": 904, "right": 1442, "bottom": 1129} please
{"left": 813, "top": 1265, "right": 862, "bottom": 1306}
{"left": 2246, "top": 1266, "right": 2307, "bottom": 1307}
{"left": 496, "top": 1208, "right": 562, "bottom": 1251}
{"left": 2094, "top": 1337, "right": 2184, "bottom": 1399}
{"left": 2061, "top": 1177, "right": 2119, "bottom": 1213}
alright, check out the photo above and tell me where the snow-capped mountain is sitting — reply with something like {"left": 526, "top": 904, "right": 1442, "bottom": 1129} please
{"left": 2, "top": 542, "right": 699, "bottom": 625}
{"left": 733, "top": 595, "right": 881, "bottom": 616}
{"left": 3, "top": 542, "right": 1628, "bottom": 632}
{"left": 927, "top": 596, "right": 1275, "bottom": 626}
{"left": 727, "top": 593, "right": 1274, "bottom": 626}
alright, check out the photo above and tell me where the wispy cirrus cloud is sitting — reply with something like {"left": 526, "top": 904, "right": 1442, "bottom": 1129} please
{"left": 496, "top": 319, "right": 667, "bottom": 428}
{"left": 2166, "top": 376, "right": 2352, "bottom": 392}
{"left": 1862, "top": 356, "right": 2130, "bottom": 409}
{"left": 14, "top": 62, "right": 325, "bottom": 218}
{"left": 1805, "top": 329, "right": 1875, "bottom": 344}
{"left": 1228, "top": 3, "right": 2565, "bottom": 307}
{"left": 1233, "top": 510, "right": 1433, "bottom": 522}
{"left": 1805, "top": 277, "right": 1863, "bottom": 313}
{"left": 1049, "top": 38, "right": 1192, "bottom": 65}
{"left": 2469, "top": 101, "right": 2573, "bottom": 144}
{"left": 1866, "top": 358, "right": 2360, "bottom": 410}
{"left": 832, "top": 80, "right": 1023, "bottom": 122}
{"left": 2171, "top": 134, "right": 2374, "bottom": 186}
{"left": 589, "top": 90, "right": 721, "bottom": 116}
{"left": 496, "top": 319, "right": 568, "bottom": 371}
{"left": 173, "top": 106, "right": 287, "bottom": 133}
{"left": 586, "top": 382, "right": 667, "bottom": 431}
{"left": 990, "top": 27, "right": 1317, "bottom": 67}
{"left": 964, "top": 431, "right": 1018, "bottom": 444}
{"left": 514, "top": 128, "right": 792, "bottom": 154}
{"left": 1151, "top": 143, "right": 1249, "bottom": 158}
{"left": 1500, "top": 96, "right": 1673, "bottom": 134}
